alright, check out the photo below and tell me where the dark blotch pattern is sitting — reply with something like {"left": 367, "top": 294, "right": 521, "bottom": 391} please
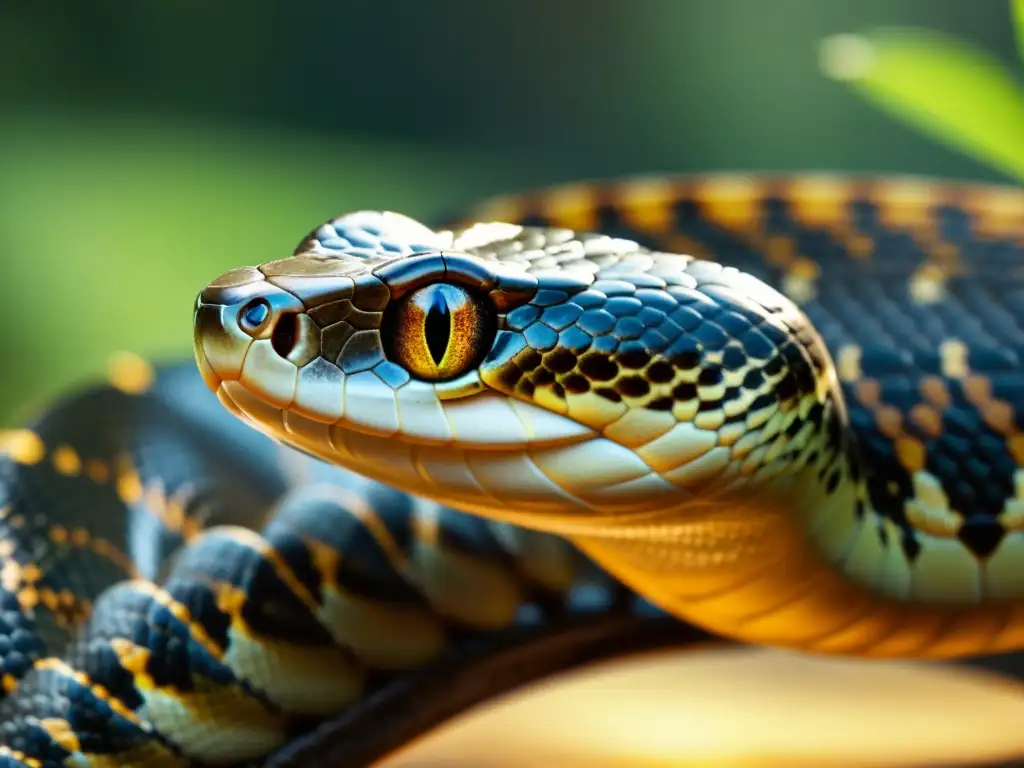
{"left": 457, "top": 181, "right": 1024, "bottom": 570}
{"left": 481, "top": 236, "right": 828, "bottom": 432}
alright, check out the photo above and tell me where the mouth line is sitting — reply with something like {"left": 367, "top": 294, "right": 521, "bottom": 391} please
{"left": 316, "top": 389, "right": 600, "bottom": 452}
{"left": 216, "top": 376, "right": 599, "bottom": 454}
{"left": 327, "top": 413, "right": 598, "bottom": 452}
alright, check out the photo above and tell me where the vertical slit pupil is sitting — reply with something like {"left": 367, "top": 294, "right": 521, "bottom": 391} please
{"left": 424, "top": 289, "right": 452, "bottom": 366}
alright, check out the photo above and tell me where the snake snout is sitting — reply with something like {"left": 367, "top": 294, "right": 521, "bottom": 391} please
{"left": 237, "top": 297, "right": 303, "bottom": 360}
{"left": 193, "top": 269, "right": 318, "bottom": 403}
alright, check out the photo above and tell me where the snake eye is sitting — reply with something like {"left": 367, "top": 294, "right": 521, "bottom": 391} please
{"left": 386, "top": 284, "right": 494, "bottom": 381}
{"left": 240, "top": 299, "right": 271, "bottom": 333}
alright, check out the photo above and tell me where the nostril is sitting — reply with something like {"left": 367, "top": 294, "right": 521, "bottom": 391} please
{"left": 271, "top": 313, "right": 298, "bottom": 358}
{"left": 240, "top": 299, "right": 271, "bottom": 333}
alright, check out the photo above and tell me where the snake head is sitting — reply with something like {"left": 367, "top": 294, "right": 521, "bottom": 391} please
{"left": 195, "top": 210, "right": 846, "bottom": 534}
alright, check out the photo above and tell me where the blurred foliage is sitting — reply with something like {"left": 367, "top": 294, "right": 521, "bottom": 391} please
{"left": 0, "top": 1, "right": 1018, "bottom": 422}
{"left": 1017, "top": 0, "right": 1024, "bottom": 63}
{"left": 822, "top": 0, "right": 1024, "bottom": 183}
{"left": 0, "top": 115, "right": 533, "bottom": 420}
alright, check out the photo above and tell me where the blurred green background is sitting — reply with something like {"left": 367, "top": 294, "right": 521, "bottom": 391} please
{"left": 1, "top": 0, "right": 1019, "bottom": 423}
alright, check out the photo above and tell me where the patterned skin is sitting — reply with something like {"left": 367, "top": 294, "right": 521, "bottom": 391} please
{"left": 0, "top": 175, "right": 1022, "bottom": 766}
{"left": 0, "top": 361, "right": 696, "bottom": 768}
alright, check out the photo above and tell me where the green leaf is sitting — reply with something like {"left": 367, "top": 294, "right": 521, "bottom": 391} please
{"left": 820, "top": 28, "right": 1024, "bottom": 182}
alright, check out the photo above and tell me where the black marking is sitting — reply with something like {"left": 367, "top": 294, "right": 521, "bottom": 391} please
{"left": 169, "top": 531, "right": 333, "bottom": 646}
{"left": 647, "top": 361, "right": 674, "bottom": 383}
{"left": 533, "top": 368, "right": 556, "bottom": 387}
{"left": 958, "top": 516, "right": 1005, "bottom": 559}
{"left": 697, "top": 367, "right": 722, "bottom": 386}
{"left": 855, "top": 499, "right": 867, "bottom": 520}
{"left": 563, "top": 374, "right": 590, "bottom": 394}
{"left": 670, "top": 347, "right": 701, "bottom": 370}
{"left": 618, "top": 346, "right": 651, "bottom": 370}
{"left": 543, "top": 348, "right": 576, "bottom": 374}
{"left": 775, "top": 372, "right": 799, "bottom": 402}
{"left": 579, "top": 354, "right": 618, "bottom": 382}
{"left": 272, "top": 313, "right": 299, "bottom": 358}
{"left": 519, "top": 349, "right": 543, "bottom": 371}
{"left": 497, "top": 364, "right": 522, "bottom": 391}
{"left": 616, "top": 376, "right": 650, "bottom": 398}
{"left": 742, "top": 369, "right": 763, "bottom": 389}
{"left": 901, "top": 531, "right": 922, "bottom": 562}
{"left": 877, "top": 523, "right": 890, "bottom": 547}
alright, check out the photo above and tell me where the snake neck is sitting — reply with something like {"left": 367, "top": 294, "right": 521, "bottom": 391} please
{"left": 564, "top": 382, "right": 984, "bottom": 658}
{"left": 563, "top": 370, "right": 845, "bottom": 568}
{"left": 571, "top": 386, "right": 1024, "bottom": 658}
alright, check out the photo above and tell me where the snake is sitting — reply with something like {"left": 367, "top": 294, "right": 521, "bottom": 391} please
{"left": 0, "top": 173, "right": 1022, "bottom": 767}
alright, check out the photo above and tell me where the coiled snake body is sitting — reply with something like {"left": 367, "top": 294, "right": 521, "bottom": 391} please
{"left": 0, "top": 174, "right": 1022, "bottom": 766}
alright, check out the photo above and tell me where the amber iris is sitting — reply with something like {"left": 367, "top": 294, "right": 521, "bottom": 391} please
{"left": 389, "top": 284, "right": 491, "bottom": 381}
